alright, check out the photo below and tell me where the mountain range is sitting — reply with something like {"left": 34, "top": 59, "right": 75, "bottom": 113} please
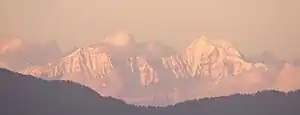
{"left": 1, "top": 32, "right": 300, "bottom": 106}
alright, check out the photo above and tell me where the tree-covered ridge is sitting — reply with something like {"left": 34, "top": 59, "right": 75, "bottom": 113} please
{"left": 0, "top": 68, "right": 299, "bottom": 115}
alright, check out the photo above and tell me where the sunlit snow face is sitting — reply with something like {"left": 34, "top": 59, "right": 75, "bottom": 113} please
{"left": 227, "top": 47, "right": 242, "bottom": 57}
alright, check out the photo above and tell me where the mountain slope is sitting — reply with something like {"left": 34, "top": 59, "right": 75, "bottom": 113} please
{"left": 0, "top": 68, "right": 130, "bottom": 115}
{"left": 21, "top": 35, "right": 267, "bottom": 83}
{"left": 1, "top": 68, "right": 300, "bottom": 115}
{"left": 19, "top": 34, "right": 298, "bottom": 106}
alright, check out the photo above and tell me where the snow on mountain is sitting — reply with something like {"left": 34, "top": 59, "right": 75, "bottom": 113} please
{"left": 21, "top": 36, "right": 161, "bottom": 87}
{"left": 17, "top": 33, "right": 277, "bottom": 106}
{"left": 161, "top": 36, "right": 267, "bottom": 84}
{"left": 22, "top": 36, "right": 267, "bottom": 81}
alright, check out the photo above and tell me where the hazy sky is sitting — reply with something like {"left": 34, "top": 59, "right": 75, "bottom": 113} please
{"left": 1, "top": 0, "right": 299, "bottom": 59}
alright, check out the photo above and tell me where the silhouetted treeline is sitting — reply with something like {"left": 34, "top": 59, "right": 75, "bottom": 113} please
{"left": 0, "top": 68, "right": 299, "bottom": 115}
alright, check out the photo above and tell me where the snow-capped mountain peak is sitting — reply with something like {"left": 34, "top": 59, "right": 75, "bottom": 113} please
{"left": 21, "top": 35, "right": 268, "bottom": 84}
{"left": 19, "top": 35, "right": 272, "bottom": 105}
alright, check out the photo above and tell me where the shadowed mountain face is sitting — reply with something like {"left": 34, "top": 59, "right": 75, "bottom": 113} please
{"left": 1, "top": 68, "right": 300, "bottom": 115}
{"left": 0, "top": 68, "right": 130, "bottom": 115}
{"left": 3, "top": 33, "right": 300, "bottom": 106}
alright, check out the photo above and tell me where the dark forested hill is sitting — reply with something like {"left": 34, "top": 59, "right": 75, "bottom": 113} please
{"left": 0, "top": 68, "right": 299, "bottom": 115}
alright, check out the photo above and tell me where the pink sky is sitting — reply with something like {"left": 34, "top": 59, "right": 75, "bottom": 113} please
{"left": 0, "top": 0, "right": 299, "bottom": 59}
